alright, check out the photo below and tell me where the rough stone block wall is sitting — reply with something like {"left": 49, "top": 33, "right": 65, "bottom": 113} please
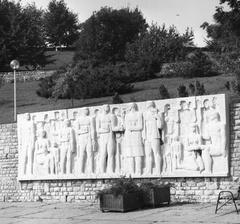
{"left": 0, "top": 104, "right": 240, "bottom": 203}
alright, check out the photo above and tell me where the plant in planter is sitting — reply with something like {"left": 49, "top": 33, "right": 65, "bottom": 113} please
{"left": 140, "top": 181, "right": 173, "bottom": 208}
{"left": 97, "top": 176, "right": 142, "bottom": 212}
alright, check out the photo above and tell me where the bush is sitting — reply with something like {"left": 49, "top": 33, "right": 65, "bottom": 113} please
{"left": 97, "top": 176, "right": 142, "bottom": 197}
{"left": 189, "top": 80, "right": 205, "bottom": 96}
{"left": 178, "top": 84, "right": 189, "bottom": 97}
{"left": 233, "top": 69, "right": 240, "bottom": 96}
{"left": 52, "top": 62, "right": 134, "bottom": 100}
{"left": 36, "top": 76, "right": 55, "bottom": 98}
{"left": 159, "top": 62, "right": 193, "bottom": 78}
{"left": 158, "top": 84, "right": 171, "bottom": 99}
{"left": 187, "top": 49, "right": 220, "bottom": 77}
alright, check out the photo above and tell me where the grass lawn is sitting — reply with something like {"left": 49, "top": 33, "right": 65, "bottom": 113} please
{"left": 0, "top": 73, "right": 237, "bottom": 124}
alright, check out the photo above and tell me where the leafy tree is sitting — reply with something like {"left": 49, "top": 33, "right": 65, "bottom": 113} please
{"left": 201, "top": 0, "right": 240, "bottom": 71}
{"left": 44, "top": 0, "right": 80, "bottom": 48}
{"left": 74, "top": 6, "right": 148, "bottom": 65}
{"left": 0, "top": 0, "right": 52, "bottom": 71}
{"left": 125, "top": 23, "right": 194, "bottom": 78}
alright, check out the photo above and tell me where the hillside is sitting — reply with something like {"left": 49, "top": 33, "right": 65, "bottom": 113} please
{"left": 0, "top": 74, "right": 237, "bottom": 124}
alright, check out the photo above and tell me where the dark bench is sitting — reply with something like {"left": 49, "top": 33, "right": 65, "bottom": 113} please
{"left": 215, "top": 187, "right": 240, "bottom": 214}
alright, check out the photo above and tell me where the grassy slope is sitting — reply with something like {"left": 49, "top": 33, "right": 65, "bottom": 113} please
{"left": 0, "top": 74, "right": 237, "bottom": 125}
{"left": 0, "top": 50, "right": 238, "bottom": 124}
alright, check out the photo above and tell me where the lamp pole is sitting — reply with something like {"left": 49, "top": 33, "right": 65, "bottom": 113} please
{"left": 10, "top": 60, "right": 20, "bottom": 122}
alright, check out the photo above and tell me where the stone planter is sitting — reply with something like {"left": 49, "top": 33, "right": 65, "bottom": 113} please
{"left": 99, "top": 192, "right": 142, "bottom": 212}
{"left": 142, "top": 186, "right": 170, "bottom": 208}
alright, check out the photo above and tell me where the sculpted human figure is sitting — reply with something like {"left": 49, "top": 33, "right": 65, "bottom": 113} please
{"left": 34, "top": 130, "right": 54, "bottom": 174}
{"left": 96, "top": 104, "right": 115, "bottom": 174}
{"left": 59, "top": 119, "right": 75, "bottom": 175}
{"left": 202, "top": 111, "right": 226, "bottom": 173}
{"left": 170, "top": 135, "right": 182, "bottom": 172}
{"left": 19, "top": 113, "right": 35, "bottom": 176}
{"left": 124, "top": 102, "right": 144, "bottom": 175}
{"left": 43, "top": 113, "right": 51, "bottom": 139}
{"left": 76, "top": 107, "right": 96, "bottom": 175}
{"left": 181, "top": 123, "right": 204, "bottom": 172}
{"left": 112, "top": 107, "right": 125, "bottom": 174}
{"left": 143, "top": 101, "right": 164, "bottom": 175}
{"left": 162, "top": 104, "right": 176, "bottom": 145}
{"left": 49, "top": 142, "right": 60, "bottom": 174}
{"left": 50, "top": 111, "right": 61, "bottom": 145}
{"left": 200, "top": 99, "right": 212, "bottom": 140}
{"left": 177, "top": 100, "right": 196, "bottom": 139}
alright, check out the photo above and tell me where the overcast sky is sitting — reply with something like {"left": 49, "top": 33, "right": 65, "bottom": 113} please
{"left": 20, "top": 0, "right": 230, "bottom": 47}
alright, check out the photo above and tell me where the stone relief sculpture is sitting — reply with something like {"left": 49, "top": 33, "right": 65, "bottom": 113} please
{"left": 76, "top": 107, "right": 95, "bottom": 175}
{"left": 96, "top": 104, "right": 115, "bottom": 174}
{"left": 112, "top": 107, "right": 125, "bottom": 174}
{"left": 59, "top": 119, "right": 75, "bottom": 175}
{"left": 143, "top": 101, "right": 164, "bottom": 175}
{"left": 124, "top": 102, "right": 144, "bottom": 175}
{"left": 34, "top": 130, "right": 54, "bottom": 175}
{"left": 17, "top": 94, "right": 229, "bottom": 180}
{"left": 18, "top": 113, "right": 35, "bottom": 176}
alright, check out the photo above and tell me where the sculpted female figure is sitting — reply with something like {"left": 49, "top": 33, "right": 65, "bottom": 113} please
{"left": 124, "top": 102, "right": 144, "bottom": 175}
{"left": 202, "top": 111, "right": 226, "bottom": 173}
{"left": 34, "top": 130, "right": 54, "bottom": 174}
{"left": 182, "top": 123, "right": 204, "bottom": 172}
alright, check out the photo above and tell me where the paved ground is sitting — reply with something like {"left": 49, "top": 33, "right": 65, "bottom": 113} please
{"left": 0, "top": 201, "right": 239, "bottom": 224}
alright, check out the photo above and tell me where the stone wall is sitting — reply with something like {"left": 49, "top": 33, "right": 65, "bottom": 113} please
{"left": 0, "top": 70, "right": 56, "bottom": 82}
{"left": 0, "top": 104, "right": 240, "bottom": 203}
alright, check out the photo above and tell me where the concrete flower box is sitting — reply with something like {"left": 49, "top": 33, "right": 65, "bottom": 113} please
{"left": 100, "top": 192, "right": 142, "bottom": 212}
{"left": 142, "top": 186, "right": 170, "bottom": 208}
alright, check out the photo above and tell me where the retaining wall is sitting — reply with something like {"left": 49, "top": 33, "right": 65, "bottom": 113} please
{"left": 0, "top": 104, "right": 240, "bottom": 203}
{"left": 0, "top": 70, "right": 56, "bottom": 82}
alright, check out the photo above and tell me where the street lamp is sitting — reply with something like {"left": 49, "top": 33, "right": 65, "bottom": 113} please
{"left": 10, "top": 60, "right": 20, "bottom": 122}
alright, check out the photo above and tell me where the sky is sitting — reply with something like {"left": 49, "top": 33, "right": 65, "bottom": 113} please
{"left": 20, "top": 0, "right": 230, "bottom": 47}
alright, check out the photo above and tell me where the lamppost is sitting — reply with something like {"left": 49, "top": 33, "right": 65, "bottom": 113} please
{"left": 10, "top": 60, "right": 20, "bottom": 122}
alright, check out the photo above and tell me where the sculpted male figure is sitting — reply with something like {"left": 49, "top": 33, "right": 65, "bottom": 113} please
{"left": 96, "top": 104, "right": 115, "bottom": 174}
{"left": 112, "top": 107, "right": 125, "bottom": 174}
{"left": 76, "top": 107, "right": 96, "bottom": 175}
{"left": 59, "top": 119, "right": 75, "bottom": 175}
{"left": 19, "top": 113, "right": 35, "bottom": 176}
{"left": 143, "top": 101, "right": 164, "bottom": 175}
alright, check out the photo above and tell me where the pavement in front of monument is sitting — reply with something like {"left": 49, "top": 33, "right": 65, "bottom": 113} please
{"left": 0, "top": 201, "right": 240, "bottom": 224}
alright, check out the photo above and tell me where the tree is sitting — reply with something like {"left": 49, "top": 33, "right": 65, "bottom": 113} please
{"left": 201, "top": 0, "right": 240, "bottom": 71}
{"left": 44, "top": 0, "right": 80, "bottom": 48}
{"left": 73, "top": 6, "right": 148, "bottom": 65}
{"left": 0, "top": 0, "right": 52, "bottom": 71}
{"left": 125, "top": 23, "right": 194, "bottom": 76}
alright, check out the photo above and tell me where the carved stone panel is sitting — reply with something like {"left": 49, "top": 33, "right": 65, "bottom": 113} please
{"left": 17, "top": 94, "right": 229, "bottom": 180}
